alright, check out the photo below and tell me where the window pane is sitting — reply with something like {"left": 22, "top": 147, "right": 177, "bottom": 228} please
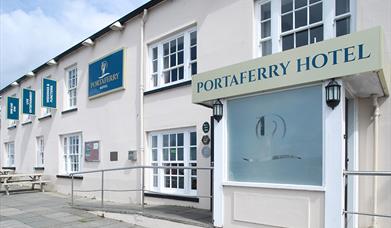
{"left": 282, "top": 34, "right": 294, "bottom": 51}
{"left": 281, "top": 0, "right": 293, "bottom": 13}
{"left": 171, "top": 176, "right": 177, "bottom": 188}
{"left": 170, "top": 148, "right": 176, "bottom": 160}
{"left": 152, "top": 47, "right": 158, "bottom": 59}
{"left": 310, "top": 25, "right": 324, "bottom": 43}
{"left": 152, "top": 136, "right": 158, "bottom": 147}
{"left": 170, "top": 40, "right": 176, "bottom": 53}
{"left": 262, "top": 40, "right": 272, "bottom": 56}
{"left": 261, "top": 21, "right": 271, "bottom": 38}
{"left": 170, "top": 54, "right": 176, "bottom": 67}
{"left": 281, "top": 13, "right": 293, "bottom": 32}
{"left": 164, "top": 56, "right": 169, "bottom": 69}
{"left": 163, "top": 135, "right": 169, "bottom": 147}
{"left": 163, "top": 43, "right": 169, "bottom": 56}
{"left": 153, "top": 60, "right": 157, "bottom": 73}
{"left": 336, "top": 0, "right": 349, "bottom": 16}
{"left": 178, "top": 148, "right": 184, "bottom": 161}
{"left": 177, "top": 37, "right": 184, "bottom": 50}
{"left": 164, "top": 71, "right": 170, "bottom": 83}
{"left": 310, "top": 0, "right": 321, "bottom": 3}
{"left": 163, "top": 148, "right": 169, "bottom": 161}
{"left": 191, "top": 63, "right": 197, "bottom": 75}
{"left": 179, "top": 66, "right": 184, "bottom": 79}
{"left": 261, "top": 2, "right": 271, "bottom": 20}
{"left": 170, "top": 134, "right": 176, "bottom": 146}
{"left": 190, "top": 31, "right": 197, "bottom": 46}
{"left": 152, "top": 149, "right": 157, "bottom": 161}
{"left": 171, "top": 69, "right": 177, "bottom": 82}
{"left": 179, "top": 177, "right": 184, "bottom": 189}
{"left": 165, "top": 176, "right": 170, "bottom": 187}
{"left": 178, "top": 51, "right": 184, "bottom": 65}
{"left": 191, "top": 177, "right": 197, "bottom": 190}
{"left": 177, "top": 133, "right": 184, "bottom": 146}
{"left": 309, "top": 3, "right": 322, "bottom": 24}
{"left": 190, "top": 46, "right": 197, "bottom": 61}
{"left": 336, "top": 17, "right": 350, "bottom": 37}
{"left": 295, "top": 29, "right": 308, "bottom": 47}
{"left": 295, "top": 8, "right": 307, "bottom": 28}
{"left": 295, "top": 0, "right": 307, "bottom": 9}
{"left": 227, "top": 85, "right": 323, "bottom": 186}
{"left": 190, "top": 132, "right": 197, "bottom": 145}
{"left": 190, "top": 147, "right": 197, "bottom": 161}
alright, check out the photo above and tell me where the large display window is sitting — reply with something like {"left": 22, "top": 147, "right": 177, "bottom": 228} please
{"left": 227, "top": 85, "right": 323, "bottom": 186}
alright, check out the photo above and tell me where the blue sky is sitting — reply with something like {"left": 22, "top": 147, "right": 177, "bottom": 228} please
{"left": 0, "top": 0, "right": 149, "bottom": 90}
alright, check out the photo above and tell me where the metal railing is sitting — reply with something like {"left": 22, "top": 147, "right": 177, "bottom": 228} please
{"left": 69, "top": 165, "right": 213, "bottom": 209}
{"left": 343, "top": 170, "right": 391, "bottom": 219}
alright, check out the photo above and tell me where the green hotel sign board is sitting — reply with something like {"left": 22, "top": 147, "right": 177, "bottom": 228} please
{"left": 192, "top": 27, "right": 388, "bottom": 103}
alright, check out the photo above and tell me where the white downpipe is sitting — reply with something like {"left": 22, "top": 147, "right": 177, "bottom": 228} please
{"left": 139, "top": 9, "right": 148, "bottom": 203}
{"left": 370, "top": 95, "right": 380, "bottom": 228}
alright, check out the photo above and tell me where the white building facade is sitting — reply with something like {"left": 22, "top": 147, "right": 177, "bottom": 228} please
{"left": 0, "top": 0, "right": 390, "bottom": 227}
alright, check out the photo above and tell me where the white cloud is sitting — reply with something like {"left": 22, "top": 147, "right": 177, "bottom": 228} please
{"left": 0, "top": 0, "right": 148, "bottom": 89}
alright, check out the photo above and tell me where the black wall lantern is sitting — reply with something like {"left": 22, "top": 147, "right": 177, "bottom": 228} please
{"left": 325, "top": 79, "right": 341, "bottom": 109}
{"left": 213, "top": 99, "right": 223, "bottom": 122}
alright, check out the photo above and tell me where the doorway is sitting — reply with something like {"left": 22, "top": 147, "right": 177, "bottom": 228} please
{"left": 345, "top": 97, "right": 359, "bottom": 228}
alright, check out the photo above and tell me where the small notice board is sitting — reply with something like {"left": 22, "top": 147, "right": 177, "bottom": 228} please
{"left": 85, "top": 141, "right": 100, "bottom": 162}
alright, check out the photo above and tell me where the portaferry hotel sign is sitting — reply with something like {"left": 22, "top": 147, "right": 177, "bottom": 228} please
{"left": 88, "top": 49, "right": 124, "bottom": 98}
{"left": 192, "top": 27, "right": 389, "bottom": 103}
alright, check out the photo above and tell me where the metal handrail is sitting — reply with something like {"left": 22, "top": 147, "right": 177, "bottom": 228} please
{"left": 343, "top": 170, "right": 391, "bottom": 176}
{"left": 70, "top": 165, "right": 214, "bottom": 209}
{"left": 343, "top": 170, "right": 391, "bottom": 220}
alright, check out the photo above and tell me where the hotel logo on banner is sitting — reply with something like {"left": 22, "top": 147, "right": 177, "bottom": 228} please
{"left": 7, "top": 97, "right": 19, "bottom": 120}
{"left": 42, "top": 78, "right": 57, "bottom": 108}
{"left": 88, "top": 49, "right": 124, "bottom": 98}
{"left": 22, "top": 88, "right": 36, "bottom": 115}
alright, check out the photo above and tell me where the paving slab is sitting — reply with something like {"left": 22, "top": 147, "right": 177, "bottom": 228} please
{"left": 0, "top": 192, "right": 141, "bottom": 227}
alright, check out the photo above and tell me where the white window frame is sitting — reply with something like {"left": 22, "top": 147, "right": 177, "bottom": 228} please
{"left": 255, "top": 0, "right": 355, "bottom": 57}
{"left": 61, "top": 133, "right": 82, "bottom": 174}
{"left": 21, "top": 86, "right": 33, "bottom": 123}
{"left": 147, "top": 27, "right": 197, "bottom": 90}
{"left": 148, "top": 128, "right": 197, "bottom": 196}
{"left": 64, "top": 65, "right": 78, "bottom": 110}
{"left": 8, "top": 93, "right": 18, "bottom": 128}
{"left": 5, "top": 142, "right": 15, "bottom": 167}
{"left": 41, "top": 76, "right": 52, "bottom": 117}
{"left": 36, "top": 136, "right": 44, "bottom": 167}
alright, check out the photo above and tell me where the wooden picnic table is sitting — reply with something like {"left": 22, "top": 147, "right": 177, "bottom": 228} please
{"left": 0, "top": 173, "right": 49, "bottom": 195}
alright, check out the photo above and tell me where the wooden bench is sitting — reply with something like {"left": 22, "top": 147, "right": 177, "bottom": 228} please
{"left": 0, "top": 173, "right": 50, "bottom": 195}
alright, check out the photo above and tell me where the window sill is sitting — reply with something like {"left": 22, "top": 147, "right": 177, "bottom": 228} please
{"left": 144, "top": 192, "right": 199, "bottom": 202}
{"left": 34, "top": 167, "right": 45, "bottom": 170}
{"left": 21, "top": 121, "right": 33, "bottom": 126}
{"left": 144, "top": 80, "right": 191, "bottom": 95}
{"left": 2, "top": 167, "right": 16, "bottom": 170}
{"left": 222, "top": 181, "right": 325, "bottom": 192}
{"left": 38, "top": 114, "right": 52, "bottom": 121}
{"left": 56, "top": 174, "right": 83, "bottom": 180}
{"left": 61, "top": 108, "right": 78, "bottom": 115}
{"left": 7, "top": 125, "right": 17, "bottom": 130}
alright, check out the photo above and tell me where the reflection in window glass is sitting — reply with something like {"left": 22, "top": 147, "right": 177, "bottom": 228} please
{"left": 227, "top": 85, "right": 323, "bottom": 186}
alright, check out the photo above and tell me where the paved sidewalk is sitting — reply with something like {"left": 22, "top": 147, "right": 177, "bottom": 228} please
{"left": 0, "top": 191, "right": 142, "bottom": 228}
